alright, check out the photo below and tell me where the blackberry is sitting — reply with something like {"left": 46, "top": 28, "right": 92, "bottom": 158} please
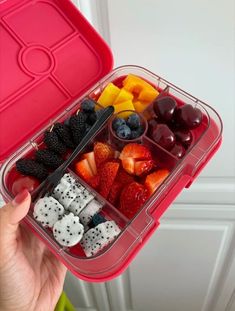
{"left": 69, "top": 112, "right": 87, "bottom": 145}
{"left": 44, "top": 131, "right": 66, "bottom": 155}
{"left": 86, "top": 109, "right": 104, "bottom": 126}
{"left": 81, "top": 98, "right": 96, "bottom": 112}
{"left": 64, "top": 117, "right": 71, "bottom": 126}
{"left": 35, "top": 149, "right": 64, "bottom": 169}
{"left": 86, "top": 111, "right": 97, "bottom": 126}
{"left": 16, "top": 159, "right": 48, "bottom": 180}
{"left": 53, "top": 123, "right": 74, "bottom": 149}
{"left": 85, "top": 123, "right": 92, "bottom": 134}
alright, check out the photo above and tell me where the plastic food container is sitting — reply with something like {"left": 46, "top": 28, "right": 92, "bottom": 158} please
{"left": 0, "top": 0, "right": 222, "bottom": 282}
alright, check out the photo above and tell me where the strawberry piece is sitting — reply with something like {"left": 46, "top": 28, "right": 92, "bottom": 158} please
{"left": 94, "top": 142, "right": 114, "bottom": 168}
{"left": 145, "top": 169, "right": 169, "bottom": 195}
{"left": 75, "top": 159, "right": 94, "bottom": 183}
{"left": 119, "top": 143, "right": 152, "bottom": 161}
{"left": 108, "top": 169, "right": 135, "bottom": 205}
{"left": 120, "top": 182, "right": 148, "bottom": 219}
{"left": 116, "top": 168, "right": 134, "bottom": 185}
{"left": 87, "top": 175, "right": 100, "bottom": 189}
{"left": 99, "top": 162, "right": 120, "bottom": 198}
{"left": 108, "top": 181, "right": 123, "bottom": 205}
{"left": 134, "top": 160, "right": 154, "bottom": 176}
{"left": 82, "top": 151, "right": 97, "bottom": 175}
{"left": 122, "top": 158, "right": 135, "bottom": 175}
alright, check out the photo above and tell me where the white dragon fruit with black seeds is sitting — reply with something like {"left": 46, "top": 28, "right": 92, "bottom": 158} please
{"left": 68, "top": 189, "right": 94, "bottom": 217}
{"left": 33, "top": 196, "right": 64, "bottom": 228}
{"left": 59, "top": 188, "right": 77, "bottom": 209}
{"left": 80, "top": 221, "right": 121, "bottom": 257}
{"left": 62, "top": 173, "right": 76, "bottom": 185}
{"left": 79, "top": 199, "right": 103, "bottom": 230}
{"left": 52, "top": 179, "right": 77, "bottom": 209}
{"left": 53, "top": 213, "right": 84, "bottom": 247}
{"left": 52, "top": 179, "right": 70, "bottom": 201}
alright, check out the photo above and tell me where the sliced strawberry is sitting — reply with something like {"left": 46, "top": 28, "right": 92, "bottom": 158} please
{"left": 75, "top": 159, "right": 94, "bottom": 183}
{"left": 87, "top": 175, "right": 100, "bottom": 189}
{"left": 116, "top": 168, "right": 134, "bottom": 185}
{"left": 134, "top": 160, "right": 154, "bottom": 176}
{"left": 108, "top": 169, "right": 135, "bottom": 205}
{"left": 122, "top": 157, "right": 135, "bottom": 174}
{"left": 120, "top": 182, "right": 148, "bottom": 219}
{"left": 119, "top": 143, "right": 152, "bottom": 161}
{"left": 94, "top": 142, "right": 114, "bottom": 168}
{"left": 114, "top": 150, "right": 120, "bottom": 159}
{"left": 82, "top": 151, "right": 97, "bottom": 175}
{"left": 108, "top": 181, "right": 123, "bottom": 205}
{"left": 145, "top": 169, "right": 169, "bottom": 195}
{"left": 99, "top": 162, "right": 120, "bottom": 198}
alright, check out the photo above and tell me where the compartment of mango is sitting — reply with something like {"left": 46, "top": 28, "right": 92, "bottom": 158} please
{"left": 97, "top": 74, "right": 160, "bottom": 117}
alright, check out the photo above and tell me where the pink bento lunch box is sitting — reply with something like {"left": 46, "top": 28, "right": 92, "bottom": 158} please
{"left": 0, "top": 0, "right": 222, "bottom": 282}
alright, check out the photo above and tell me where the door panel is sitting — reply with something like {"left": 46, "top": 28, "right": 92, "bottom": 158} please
{"left": 56, "top": 1, "right": 235, "bottom": 310}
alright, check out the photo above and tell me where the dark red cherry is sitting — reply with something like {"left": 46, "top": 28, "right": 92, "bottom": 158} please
{"left": 176, "top": 104, "right": 202, "bottom": 129}
{"left": 153, "top": 96, "right": 177, "bottom": 123}
{"left": 174, "top": 129, "right": 192, "bottom": 148}
{"left": 170, "top": 143, "right": 186, "bottom": 158}
{"left": 148, "top": 118, "right": 158, "bottom": 134}
{"left": 151, "top": 124, "right": 175, "bottom": 150}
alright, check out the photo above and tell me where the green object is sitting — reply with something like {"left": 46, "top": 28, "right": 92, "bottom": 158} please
{"left": 55, "top": 291, "right": 76, "bottom": 311}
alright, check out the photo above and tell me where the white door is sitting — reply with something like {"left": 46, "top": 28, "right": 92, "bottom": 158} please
{"left": 66, "top": 1, "right": 235, "bottom": 310}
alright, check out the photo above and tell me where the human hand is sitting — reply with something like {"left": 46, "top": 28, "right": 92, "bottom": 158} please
{"left": 0, "top": 190, "right": 67, "bottom": 311}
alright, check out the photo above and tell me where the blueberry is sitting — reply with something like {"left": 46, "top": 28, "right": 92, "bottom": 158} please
{"left": 90, "top": 213, "right": 107, "bottom": 228}
{"left": 81, "top": 98, "right": 96, "bottom": 112}
{"left": 116, "top": 124, "right": 131, "bottom": 139}
{"left": 112, "top": 118, "right": 126, "bottom": 131}
{"left": 131, "top": 125, "right": 144, "bottom": 139}
{"left": 127, "top": 113, "right": 141, "bottom": 129}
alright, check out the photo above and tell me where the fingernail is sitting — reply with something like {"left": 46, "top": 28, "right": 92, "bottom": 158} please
{"left": 12, "top": 189, "right": 29, "bottom": 206}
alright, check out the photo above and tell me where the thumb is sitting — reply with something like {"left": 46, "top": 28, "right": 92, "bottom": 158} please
{"left": 0, "top": 189, "right": 31, "bottom": 261}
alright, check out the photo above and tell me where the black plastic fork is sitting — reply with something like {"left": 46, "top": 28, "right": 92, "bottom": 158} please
{"left": 32, "top": 105, "right": 114, "bottom": 202}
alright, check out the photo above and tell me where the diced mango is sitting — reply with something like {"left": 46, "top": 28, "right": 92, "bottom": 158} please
{"left": 122, "top": 79, "right": 143, "bottom": 94}
{"left": 138, "top": 88, "right": 159, "bottom": 103}
{"left": 123, "top": 74, "right": 157, "bottom": 94}
{"left": 133, "top": 100, "right": 149, "bottom": 113}
{"left": 113, "top": 88, "right": 134, "bottom": 105}
{"left": 114, "top": 100, "right": 135, "bottom": 118}
{"left": 97, "top": 83, "right": 120, "bottom": 107}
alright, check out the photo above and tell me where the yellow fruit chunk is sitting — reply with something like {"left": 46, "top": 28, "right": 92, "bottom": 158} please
{"left": 133, "top": 100, "right": 148, "bottom": 113}
{"left": 97, "top": 83, "right": 120, "bottom": 107}
{"left": 123, "top": 74, "right": 157, "bottom": 94}
{"left": 114, "top": 100, "right": 135, "bottom": 118}
{"left": 113, "top": 88, "right": 134, "bottom": 105}
{"left": 123, "top": 79, "right": 142, "bottom": 94}
{"left": 138, "top": 88, "right": 159, "bottom": 103}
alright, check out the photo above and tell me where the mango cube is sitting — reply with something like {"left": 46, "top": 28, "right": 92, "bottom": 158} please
{"left": 123, "top": 74, "right": 157, "bottom": 94}
{"left": 114, "top": 100, "right": 135, "bottom": 118}
{"left": 97, "top": 83, "right": 120, "bottom": 107}
{"left": 138, "top": 88, "right": 159, "bottom": 103}
{"left": 133, "top": 101, "right": 149, "bottom": 113}
{"left": 113, "top": 88, "right": 134, "bottom": 105}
